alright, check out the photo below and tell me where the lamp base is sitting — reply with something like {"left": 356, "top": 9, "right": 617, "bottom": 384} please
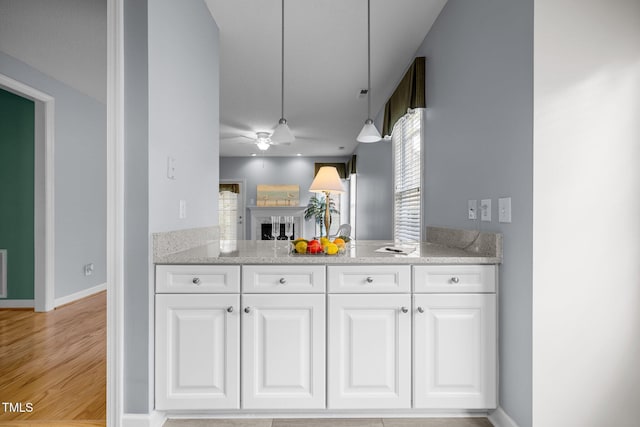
{"left": 324, "top": 191, "right": 331, "bottom": 240}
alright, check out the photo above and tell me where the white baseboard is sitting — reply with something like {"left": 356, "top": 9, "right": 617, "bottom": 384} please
{"left": 54, "top": 282, "right": 106, "bottom": 308}
{"left": 0, "top": 299, "right": 34, "bottom": 308}
{"left": 489, "top": 407, "right": 520, "bottom": 427}
{"left": 122, "top": 411, "right": 167, "bottom": 427}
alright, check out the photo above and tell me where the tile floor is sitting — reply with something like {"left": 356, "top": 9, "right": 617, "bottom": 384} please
{"left": 163, "top": 418, "right": 494, "bottom": 427}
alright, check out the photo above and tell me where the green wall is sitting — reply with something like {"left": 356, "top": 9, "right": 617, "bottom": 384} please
{"left": 0, "top": 88, "right": 34, "bottom": 299}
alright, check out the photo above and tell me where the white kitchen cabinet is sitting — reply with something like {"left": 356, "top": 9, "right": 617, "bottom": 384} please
{"left": 155, "top": 294, "right": 240, "bottom": 410}
{"left": 156, "top": 265, "right": 240, "bottom": 293}
{"left": 242, "top": 294, "right": 325, "bottom": 409}
{"left": 328, "top": 294, "right": 412, "bottom": 409}
{"left": 242, "top": 264, "right": 325, "bottom": 293}
{"left": 327, "top": 265, "right": 411, "bottom": 293}
{"left": 413, "top": 293, "right": 497, "bottom": 409}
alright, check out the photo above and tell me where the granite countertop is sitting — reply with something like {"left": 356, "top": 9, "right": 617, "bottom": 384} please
{"left": 154, "top": 239, "right": 501, "bottom": 265}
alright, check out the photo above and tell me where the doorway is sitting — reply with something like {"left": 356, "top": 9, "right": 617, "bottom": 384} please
{"left": 219, "top": 179, "right": 246, "bottom": 240}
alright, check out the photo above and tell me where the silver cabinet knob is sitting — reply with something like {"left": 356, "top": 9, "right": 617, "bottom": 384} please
{"left": 401, "top": 307, "right": 409, "bottom": 313}
{"left": 192, "top": 277, "right": 201, "bottom": 285}
{"left": 417, "top": 307, "right": 424, "bottom": 313}
{"left": 244, "top": 307, "right": 251, "bottom": 314}
{"left": 450, "top": 276, "right": 460, "bottom": 284}
{"left": 279, "top": 277, "right": 287, "bottom": 284}
{"left": 366, "top": 277, "right": 374, "bottom": 283}
{"left": 227, "top": 306, "right": 234, "bottom": 313}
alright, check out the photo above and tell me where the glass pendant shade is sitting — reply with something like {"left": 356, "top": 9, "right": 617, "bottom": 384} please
{"left": 271, "top": 118, "right": 295, "bottom": 143}
{"left": 357, "top": 119, "right": 382, "bottom": 143}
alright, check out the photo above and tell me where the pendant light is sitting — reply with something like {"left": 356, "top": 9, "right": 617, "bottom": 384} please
{"left": 271, "top": 0, "right": 295, "bottom": 144}
{"left": 356, "top": 0, "right": 382, "bottom": 143}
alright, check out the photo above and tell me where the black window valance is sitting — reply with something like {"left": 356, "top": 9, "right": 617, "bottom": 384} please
{"left": 382, "top": 56, "right": 426, "bottom": 137}
{"left": 314, "top": 162, "right": 347, "bottom": 179}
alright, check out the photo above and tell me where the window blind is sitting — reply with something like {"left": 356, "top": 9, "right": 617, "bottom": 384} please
{"left": 393, "top": 109, "right": 422, "bottom": 242}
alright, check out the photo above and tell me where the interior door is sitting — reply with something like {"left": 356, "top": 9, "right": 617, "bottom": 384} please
{"left": 219, "top": 180, "right": 245, "bottom": 239}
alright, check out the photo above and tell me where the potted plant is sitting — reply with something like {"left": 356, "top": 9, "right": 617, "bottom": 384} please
{"left": 304, "top": 194, "right": 339, "bottom": 238}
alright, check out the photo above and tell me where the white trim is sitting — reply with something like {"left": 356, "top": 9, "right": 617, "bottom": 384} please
{"left": 0, "top": 249, "right": 6, "bottom": 298}
{"left": 0, "top": 73, "right": 55, "bottom": 313}
{"left": 0, "top": 299, "right": 35, "bottom": 308}
{"left": 163, "top": 411, "right": 490, "bottom": 419}
{"left": 122, "top": 412, "right": 167, "bottom": 427}
{"left": 489, "top": 407, "right": 520, "bottom": 427}
{"left": 106, "top": 0, "right": 124, "bottom": 426}
{"left": 54, "top": 282, "right": 106, "bottom": 308}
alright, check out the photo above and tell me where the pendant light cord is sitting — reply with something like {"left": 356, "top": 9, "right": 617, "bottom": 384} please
{"left": 281, "top": 0, "right": 285, "bottom": 120}
{"left": 367, "top": 0, "right": 371, "bottom": 120}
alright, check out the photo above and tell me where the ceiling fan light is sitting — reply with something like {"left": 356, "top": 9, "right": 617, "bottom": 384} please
{"left": 271, "top": 119, "right": 295, "bottom": 143}
{"left": 356, "top": 119, "right": 381, "bottom": 143}
{"left": 256, "top": 140, "right": 270, "bottom": 151}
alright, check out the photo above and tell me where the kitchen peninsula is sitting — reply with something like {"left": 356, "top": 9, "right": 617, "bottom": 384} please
{"left": 153, "top": 227, "right": 501, "bottom": 418}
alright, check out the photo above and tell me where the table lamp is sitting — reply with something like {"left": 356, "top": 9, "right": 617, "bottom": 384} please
{"left": 309, "top": 166, "right": 346, "bottom": 239}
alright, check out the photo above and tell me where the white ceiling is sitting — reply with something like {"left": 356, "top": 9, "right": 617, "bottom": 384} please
{"left": 0, "top": 0, "right": 107, "bottom": 103}
{"left": 207, "top": 0, "right": 448, "bottom": 157}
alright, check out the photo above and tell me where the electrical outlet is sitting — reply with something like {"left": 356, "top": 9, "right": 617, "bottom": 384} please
{"left": 499, "top": 197, "right": 512, "bottom": 223}
{"left": 468, "top": 200, "right": 478, "bottom": 220}
{"left": 481, "top": 199, "right": 492, "bottom": 222}
{"left": 83, "top": 263, "right": 94, "bottom": 276}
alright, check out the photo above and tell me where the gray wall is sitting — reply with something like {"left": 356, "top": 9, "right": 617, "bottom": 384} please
{"left": 122, "top": 0, "right": 221, "bottom": 413}
{"left": 353, "top": 142, "right": 393, "bottom": 240}
{"left": 123, "top": 0, "right": 149, "bottom": 413}
{"left": 0, "top": 50, "right": 107, "bottom": 299}
{"left": 412, "top": 1, "right": 534, "bottom": 426}
{"left": 148, "top": 0, "right": 220, "bottom": 233}
{"left": 219, "top": 156, "right": 350, "bottom": 238}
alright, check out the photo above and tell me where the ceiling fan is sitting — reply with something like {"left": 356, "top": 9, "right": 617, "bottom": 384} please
{"left": 220, "top": 131, "right": 289, "bottom": 151}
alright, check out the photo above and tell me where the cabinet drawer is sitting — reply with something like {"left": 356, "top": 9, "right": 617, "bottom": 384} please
{"left": 413, "top": 265, "right": 496, "bottom": 293}
{"left": 156, "top": 265, "right": 240, "bottom": 293}
{"left": 327, "top": 265, "right": 411, "bottom": 293}
{"left": 242, "top": 265, "right": 325, "bottom": 293}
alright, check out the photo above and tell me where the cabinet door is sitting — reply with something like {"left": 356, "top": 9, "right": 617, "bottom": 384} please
{"left": 414, "top": 294, "right": 496, "bottom": 409}
{"left": 242, "top": 294, "right": 325, "bottom": 409}
{"left": 328, "top": 294, "right": 411, "bottom": 409}
{"left": 155, "top": 294, "right": 239, "bottom": 410}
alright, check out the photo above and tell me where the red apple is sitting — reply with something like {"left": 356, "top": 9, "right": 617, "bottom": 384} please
{"left": 307, "top": 240, "right": 322, "bottom": 254}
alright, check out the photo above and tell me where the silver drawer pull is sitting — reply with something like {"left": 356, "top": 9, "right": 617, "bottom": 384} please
{"left": 417, "top": 307, "right": 424, "bottom": 313}
{"left": 227, "top": 306, "right": 234, "bottom": 313}
{"left": 244, "top": 307, "right": 251, "bottom": 314}
{"left": 366, "top": 277, "right": 374, "bottom": 283}
{"left": 279, "top": 277, "right": 287, "bottom": 284}
{"left": 401, "top": 307, "right": 409, "bottom": 314}
{"left": 450, "top": 276, "right": 460, "bottom": 284}
{"left": 192, "top": 277, "right": 201, "bottom": 285}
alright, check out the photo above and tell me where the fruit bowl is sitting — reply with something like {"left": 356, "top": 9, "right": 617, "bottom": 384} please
{"left": 290, "top": 236, "right": 350, "bottom": 256}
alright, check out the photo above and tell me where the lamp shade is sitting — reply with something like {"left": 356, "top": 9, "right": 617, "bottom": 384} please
{"left": 309, "top": 166, "right": 346, "bottom": 193}
{"left": 356, "top": 119, "right": 382, "bottom": 143}
{"left": 271, "top": 118, "right": 295, "bottom": 143}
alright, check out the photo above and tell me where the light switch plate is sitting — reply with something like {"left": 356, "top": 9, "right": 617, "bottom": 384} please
{"left": 481, "top": 199, "right": 492, "bottom": 222}
{"left": 179, "top": 200, "right": 187, "bottom": 219}
{"left": 468, "top": 200, "right": 478, "bottom": 220}
{"left": 499, "top": 197, "right": 512, "bottom": 223}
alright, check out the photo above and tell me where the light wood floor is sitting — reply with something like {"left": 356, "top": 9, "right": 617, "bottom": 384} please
{"left": 0, "top": 291, "right": 106, "bottom": 426}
